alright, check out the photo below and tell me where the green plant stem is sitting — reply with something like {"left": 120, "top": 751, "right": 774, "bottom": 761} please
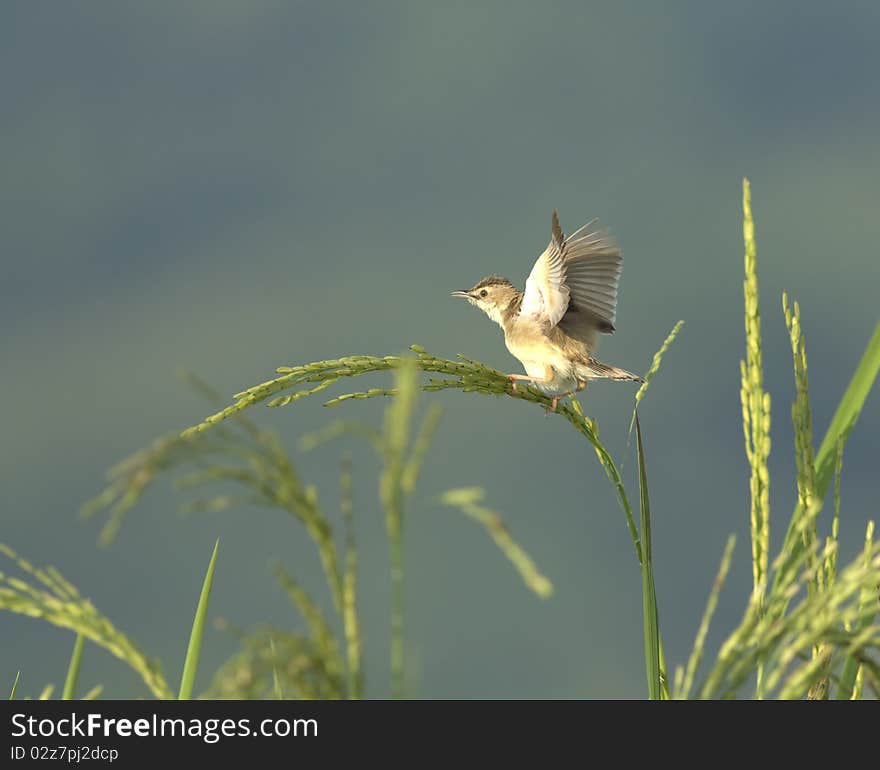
{"left": 566, "top": 399, "right": 642, "bottom": 564}
{"left": 269, "top": 636, "right": 283, "bottom": 700}
{"left": 635, "top": 413, "right": 661, "bottom": 700}
{"left": 441, "top": 488, "right": 553, "bottom": 598}
{"left": 381, "top": 359, "right": 419, "bottom": 699}
{"left": 389, "top": 526, "right": 405, "bottom": 699}
{"left": 340, "top": 455, "right": 363, "bottom": 700}
{"left": 677, "top": 535, "right": 736, "bottom": 699}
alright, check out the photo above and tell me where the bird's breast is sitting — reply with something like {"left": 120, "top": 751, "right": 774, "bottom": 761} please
{"left": 504, "top": 326, "right": 574, "bottom": 383}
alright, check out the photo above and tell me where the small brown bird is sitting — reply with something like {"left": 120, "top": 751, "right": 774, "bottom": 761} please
{"left": 452, "top": 210, "right": 642, "bottom": 410}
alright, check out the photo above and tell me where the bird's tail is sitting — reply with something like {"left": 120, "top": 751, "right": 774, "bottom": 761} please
{"left": 587, "top": 358, "right": 644, "bottom": 384}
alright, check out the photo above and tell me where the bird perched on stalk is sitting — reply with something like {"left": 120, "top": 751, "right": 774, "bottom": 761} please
{"left": 452, "top": 210, "right": 642, "bottom": 411}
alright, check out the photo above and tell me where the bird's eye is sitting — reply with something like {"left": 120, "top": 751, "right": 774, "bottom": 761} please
{"left": 480, "top": 289, "right": 488, "bottom": 298}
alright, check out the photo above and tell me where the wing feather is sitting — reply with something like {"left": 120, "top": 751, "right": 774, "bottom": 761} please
{"left": 520, "top": 210, "right": 570, "bottom": 328}
{"left": 519, "top": 211, "right": 624, "bottom": 336}
{"left": 561, "top": 219, "right": 622, "bottom": 332}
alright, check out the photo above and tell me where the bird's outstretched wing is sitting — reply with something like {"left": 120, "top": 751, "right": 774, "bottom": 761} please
{"left": 521, "top": 211, "right": 622, "bottom": 338}
{"left": 520, "top": 211, "right": 570, "bottom": 328}
{"left": 559, "top": 215, "right": 622, "bottom": 333}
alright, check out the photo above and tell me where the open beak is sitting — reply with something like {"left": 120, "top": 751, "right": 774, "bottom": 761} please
{"left": 450, "top": 290, "right": 471, "bottom": 299}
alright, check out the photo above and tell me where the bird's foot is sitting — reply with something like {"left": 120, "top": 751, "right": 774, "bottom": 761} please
{"left": 506, "top": 373, "right": 535, "bottom": 394}
{"left": 546, "top": 391, "right": 574, "bottom": 413}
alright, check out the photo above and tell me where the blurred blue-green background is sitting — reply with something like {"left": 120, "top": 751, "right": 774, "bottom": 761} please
{"left": 2, "top": 2, "right": 878, "bottom": 698}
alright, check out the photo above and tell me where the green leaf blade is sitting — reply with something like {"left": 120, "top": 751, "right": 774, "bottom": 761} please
{"left": 9, "top": 671, "right": 20, "bottom": 700}
{"left": 178, "top": 538, "right": 220, "bottom": 700}
{"left": 62, "top": 634, "right": 85, "bottom": 700}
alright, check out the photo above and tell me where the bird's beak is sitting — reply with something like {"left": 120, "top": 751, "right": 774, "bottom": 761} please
{"left": 450, "top": 290, "right": 471, "bottom": 299}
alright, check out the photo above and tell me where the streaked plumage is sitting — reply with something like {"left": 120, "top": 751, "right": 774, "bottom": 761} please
{"left": 452, "top": 210, "right": 641, "bottom": 409}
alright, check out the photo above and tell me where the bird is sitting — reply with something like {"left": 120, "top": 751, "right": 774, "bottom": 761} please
{"left": 452, "top": 210, "right": 642, "bottom": 411}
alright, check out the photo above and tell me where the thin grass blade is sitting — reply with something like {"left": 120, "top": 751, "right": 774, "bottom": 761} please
{"left": 178, "top": 538, "right": 220, "bottom": 700}
{"left": 9, "top": 671, "right": 20, "bottom": 700}
{"left": 62, "top": 634, "right": 85, "bottom": 700}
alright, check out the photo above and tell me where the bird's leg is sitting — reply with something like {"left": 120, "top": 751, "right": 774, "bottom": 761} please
{"left": 548, "top": 389, "right": 576, "bottom": 412}
{"left": 505, "top": 366, "right": 570, "bottom": 412}
{"left": 506, "top": 370, "right": 553, "bottom": 394}
{"left": 545, "top": 380, "right": 587, "bottom": 413}
{"left": 506, "top": 373, "right": 531, "bottom": 393}
{"left": 544, "top": 380, "right": 589, "bottom": 413}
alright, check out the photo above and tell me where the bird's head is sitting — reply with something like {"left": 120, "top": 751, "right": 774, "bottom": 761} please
{"left": 451, "top": 275, "right": 519, "bottom": 326}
